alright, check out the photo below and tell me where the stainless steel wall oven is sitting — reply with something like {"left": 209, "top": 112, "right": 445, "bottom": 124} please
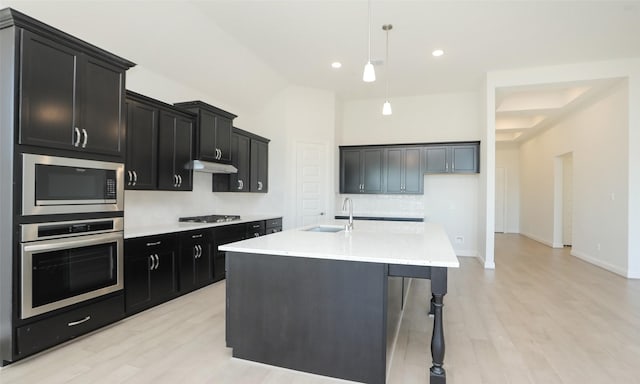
{"left": 22, "top": 153, "right": 124, "bottom": 216}
{"left": 20, "top": 218, "right": 124, "bottom": 319}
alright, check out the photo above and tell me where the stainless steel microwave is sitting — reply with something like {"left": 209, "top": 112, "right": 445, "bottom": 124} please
{"left": 22, "top": 154, "right": 124, "bottom": 216}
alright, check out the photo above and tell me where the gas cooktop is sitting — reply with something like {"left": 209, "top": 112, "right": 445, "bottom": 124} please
{"left": 179, "top": 214, "right": 241, "bottom": 223}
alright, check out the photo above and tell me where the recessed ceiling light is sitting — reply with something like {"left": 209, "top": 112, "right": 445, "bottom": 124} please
{"left": 432, "top": 49, "right": 444, "bottom": 57}
{"left": 331, "top": 62, "right": 342, "bottom": 69}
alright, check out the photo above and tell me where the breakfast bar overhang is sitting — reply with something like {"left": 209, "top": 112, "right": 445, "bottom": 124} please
{"left": 221, "top": 221, "right": 459, "bottom": 384}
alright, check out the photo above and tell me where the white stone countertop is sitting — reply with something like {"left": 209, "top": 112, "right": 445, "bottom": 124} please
{"left": 124, "top": 215, "right": 282, "bottom": 239}
{"left": 220, "top": 220, "right": 460, "bottom": 268}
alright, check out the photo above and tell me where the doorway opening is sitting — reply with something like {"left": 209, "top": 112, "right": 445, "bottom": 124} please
{"left": 553, "top": 152, "right": 573, "bottom": 248}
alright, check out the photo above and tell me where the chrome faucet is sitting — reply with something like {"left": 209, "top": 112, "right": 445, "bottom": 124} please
{"left": 342, "top": 197, "right": 354, "bottom": 232}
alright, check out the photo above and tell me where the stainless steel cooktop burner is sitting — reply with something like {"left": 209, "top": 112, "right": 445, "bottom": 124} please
{"left": 179, "top": 214, "right": 241, "bottom": 223}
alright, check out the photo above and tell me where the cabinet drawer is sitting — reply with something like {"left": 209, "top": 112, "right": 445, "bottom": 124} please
{"left": 16, "top": 294, "right": 124, "bottom": 358}
{"left": 265, "top": 218, "right": 282, "bottom": 229}
{"left": 246, "top": 221, "right": 266, "bottom": 238}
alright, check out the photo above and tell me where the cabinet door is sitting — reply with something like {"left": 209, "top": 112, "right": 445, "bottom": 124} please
{"left": 215, "top": 116, "right": 232, "bottom": 163}
{"left": 451, "top": 145, "right": 478, "bottom": 173}
{"left": 125, "top": 252, "right": 152, "bottom": 313}
{"left": 385, "top": 148, "right": 403, "bottom": 193}
{"left": 234, "top": 134, "right": 251, "bottom": 192}
{"left": 195, "top": 242, "right": 212, "bottom": 285}
{"left": 151, "top": 249, "right": 177, "bottom": 303}
{"left": 340, "top": 149, "right": 362, "bottom": 193}
{"left": 403, "top": 147, "right": 423, "bottom": 193}
{"left": 158, "top": 112, "right": 177, "bottom": 190}
{"left": 250, "top": 139, "right": 268, "bottom": 192}
{"left": 174, "top": 116, "right": 194, "bottom": 191}
{"left": 424, "top": 146, "right": 449, "bottom": 174}
{"left": 19, "top": 30, "right": 78, "bottom": 150}
{"left": 198, "top": 110, "right": 218, "bottom": 162}
{"left": 179, "top": 231, "right": 212, "bottom": 292}
{"left": 125, "top": 100, "right": 158, "bottom": 190}
{"left": 362, "top": 148, "right": 384, "bottom": 193}
{"left": 80, "top": 56, "right": 125, "bottom": 156}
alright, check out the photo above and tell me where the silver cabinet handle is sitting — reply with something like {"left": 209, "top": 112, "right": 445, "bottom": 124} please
{"left": 238, "top": 179, "right": 243, "bottom": 190}
{"left": 81, "top": 128, "right": 88, "bottom": 148}
{"left": 258, "top": 181, "right": 263, "bottom": 191}
{"left": 154, "top": 254, "right": 159, "bottom": 270}
{"left": 197, "top": 244, "right": 202, "bottom": 258}
{"left": 68, "top": 316, "right": 91, "bottom": 327}
{"left": 217, "top": 148, "right": 222, "bottom": 160}
{"left": 191, "top": 234, "right": 203, "bottom": 239}
{"left": 127, "top": 170, "right": 133, "bottom": 185}
{"left": 149, "top": 254, "right": 154, "bottom": 270}
{"left": 74, "top": 127, "right": 81, "bottom": 147}
{"left": 254, "top": 233, "right": 260, "bottom": 237}
{"left": 452, "top": 161, "right": 455, "bottom": 171}
{"left": 445, "top": 163, "right": 448, "bottom": 172}
{"left": 132, "top": 170, "right": 138, "bottom": 186}
{"left": 178, "top": 174, "right": 183, "bottom": 187}
{"left": 146, "top": 241, "right": 161, "bottom": 247}
{"left": 173, "top": 174, "right": 178, "bottom": 187}
{"left": 194, "top": 245, "right": 198, "bottom": 258}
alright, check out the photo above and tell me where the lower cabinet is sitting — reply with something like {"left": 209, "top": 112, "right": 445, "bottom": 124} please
{"left": 15, "top": 294, "right": 124, "bottom": 359}
{"left": 212, "top": 223, "right": 246, "bottom": 282}
{"left": 178, "top": 229, "right": 213, "bottom": 293}
{"left": 266, "top": 218, "right": 283, "bottom": 234}
{"left": 125, "top": 235, "right": 178, "bottom": 315}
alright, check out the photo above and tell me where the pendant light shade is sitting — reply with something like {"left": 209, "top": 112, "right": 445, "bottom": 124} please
{"left": 382, "top": 101, "right": 392, "bottom": 115}
{"left": 363, "top": 62, "right": 376, "bottom": 82}
{"left": 382, "top": 24, "right": 393, "bottom": 116}
{"left": 363, "top": 0, "right": 375, "bottom": 82}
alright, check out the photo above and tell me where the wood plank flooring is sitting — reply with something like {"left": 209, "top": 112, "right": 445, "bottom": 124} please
{"left": 1, "top": 234, "right": 639, "bottom": 383}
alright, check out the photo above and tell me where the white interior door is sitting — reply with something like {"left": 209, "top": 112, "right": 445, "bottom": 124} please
{"left": 562, "top": 154, "right": 573, "bottom": 246}
{"left": 495, "top": 167, "right": 506, "bottom": 233}
{"left": 295, "top": 142, "right": 327, "bottom": 228}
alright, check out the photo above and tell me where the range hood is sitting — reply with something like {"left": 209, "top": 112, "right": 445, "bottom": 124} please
{"left": 188, "top": 160, "right": 237, "bottom": 174}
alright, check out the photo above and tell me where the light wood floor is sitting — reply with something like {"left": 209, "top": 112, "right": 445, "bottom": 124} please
{"left": 1, "top": 234, "right": 639, "bottom": 384}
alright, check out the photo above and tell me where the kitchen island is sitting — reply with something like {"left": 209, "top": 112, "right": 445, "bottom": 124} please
{"left": 220, "top": 221, "right": 459, "bottom": 384}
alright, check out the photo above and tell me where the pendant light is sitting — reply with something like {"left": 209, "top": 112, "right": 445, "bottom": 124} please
{"left": 382, "top": 24, "right": 392, "bottom": 115}
{"left": 362, "top": 0, "right": 376, "bottom": 82}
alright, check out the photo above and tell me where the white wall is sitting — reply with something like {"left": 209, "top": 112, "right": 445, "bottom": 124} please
{"left": 519, "top": 82, "right": 629, "bottom": 275}
{"left": 495, "top": 144, "right": 520, "bottom": 233}
{"left": 486, "top": 58, "right": 640, "bottom": 278}
{"left": 338, "top": 92, "right": 482, "bottom": 257}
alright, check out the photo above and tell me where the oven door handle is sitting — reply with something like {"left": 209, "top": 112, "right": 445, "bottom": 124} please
{"left": 22, "top": 232, "right": 123, "bottom": 253}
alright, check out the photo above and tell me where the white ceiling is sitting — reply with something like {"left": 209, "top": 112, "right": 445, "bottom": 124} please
{"left": 194, "top": 1, "right": 640, "bottom": 100}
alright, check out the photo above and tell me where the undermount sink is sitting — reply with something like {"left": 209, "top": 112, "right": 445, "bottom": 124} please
{"left": 304, "top": 225, "right": 345, "bottom": 233}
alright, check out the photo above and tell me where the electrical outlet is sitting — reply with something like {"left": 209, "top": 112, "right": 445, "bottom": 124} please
{"left": 455, "top": 236, "right": 464, "bottom": 244}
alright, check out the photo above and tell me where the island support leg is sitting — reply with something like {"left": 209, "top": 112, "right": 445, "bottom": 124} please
{"left": 430, "top": 267, "right": 448, "bottom": 384}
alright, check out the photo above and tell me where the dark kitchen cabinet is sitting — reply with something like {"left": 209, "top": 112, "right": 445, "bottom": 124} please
{"left": 424, "top": 143, "right": 479, "bottom": 174}
{"left": 385, "top": 147, "right": 423, "bottom": 194}
{"left": 339, "top": 147, "right": 384, "bottom": 194}
{"left": 178, "top": 230, "right": 213, "bottom": 293}
{"left": 158, "top": 109, "right": 194, "bottom": 191}
{"left": 125, "top": 235, "right": 178, "bottom": 315}
{"left": 174, "top": 101, "right": 236, "bottom": 164}
{"left": 250, "top": 138, "right": 269, "bottom": 192}
{"left": 212, "top": 223, "right": 246, "bottom": 282}
{"left": 125, "top": 93, "right": 158, "bottom": 189}
{"left": 212, "top": 128, "right": 270, "bottom": 193}
{"left": 266, "top": 218, "right": 283, "bottom": 234}
{"left": 18, "top": 29, "right": 131, "bottom": 158}
{"left": 246, "top": 220, "right": 266, "bottom": 238}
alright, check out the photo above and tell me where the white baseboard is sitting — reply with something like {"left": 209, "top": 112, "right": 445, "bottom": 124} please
{"left": 520, "top": 232, "right": 554, "bottom": 248}
{"left": 570, "top": 249, "right": 629, "bottom": 278}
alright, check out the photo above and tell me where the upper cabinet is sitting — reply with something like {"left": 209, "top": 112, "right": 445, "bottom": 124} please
{"left": 384, "top": 147, "right": 423, "bottom": 194}
{"left": 340, "top": 142, "right": 479, "bottom": 195}
{"left": 174, "top": 101, "right": 236, "bottom": 164}
{"left": 2, "top": 8, "right": 136, "bottom": 160}
{"left": 125, "top": 91, "right": 195, "bottom": 191}
{"left": 212, "top": 128, "right": 270, "bottom": 193}
{"left": 424, "top": 143, "right": 479, "bottom": 174}
{"left": 339, "top": 147, "right": 384, "bottom": 194}
{"left": 158, "top": 109, "right": 194, "bottom": 191}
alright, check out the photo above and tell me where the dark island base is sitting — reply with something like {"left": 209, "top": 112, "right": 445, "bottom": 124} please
{"left": 226, "top": 252, "right": 448, "bottom": 384}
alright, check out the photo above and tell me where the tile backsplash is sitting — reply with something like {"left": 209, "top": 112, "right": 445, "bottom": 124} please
{"left": 335, "top": 194, "right": 425, "bottom": 219}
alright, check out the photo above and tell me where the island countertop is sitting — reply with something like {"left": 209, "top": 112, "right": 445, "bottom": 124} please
{"left": 219, "top": 220, "right": 460, "bottom": 268}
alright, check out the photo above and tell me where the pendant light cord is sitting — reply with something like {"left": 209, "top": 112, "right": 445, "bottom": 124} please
{"left": 367, "top": 0, "right": 372, "bottom": 62}
{"left": 385, "top": 26, "right": 389, "bottom": 98}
